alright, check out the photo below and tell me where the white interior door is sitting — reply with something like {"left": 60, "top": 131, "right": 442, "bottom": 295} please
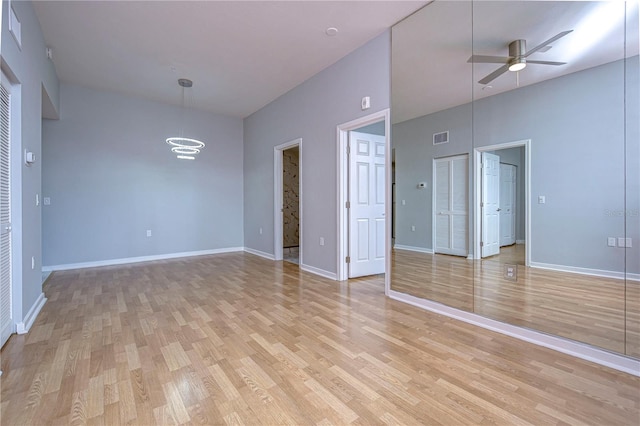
{"left": 434, "top": 155, "right": 468, "bottom": 256}
{"left": 500, "top": 163, "right": 516, "bottom": 247}
{"left": 481, "top": 152, "right": 500, "bottom": 257}
{"left": 349, "top": 131, "right": 385, "bottom": 277}
{"left": 0, "top": 76, "right": 13, "bottom": 348}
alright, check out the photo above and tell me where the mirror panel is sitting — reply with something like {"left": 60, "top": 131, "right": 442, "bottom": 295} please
{"left": 391, "top": 0, "right": 639, "bottom": 358}
{"left": 391, "top": 1, "right": 475, "bottom": 310}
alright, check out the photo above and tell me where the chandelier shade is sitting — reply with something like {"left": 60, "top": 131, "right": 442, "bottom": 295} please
{"left": 167, "top": 79, "right": 205, "bottom": 160}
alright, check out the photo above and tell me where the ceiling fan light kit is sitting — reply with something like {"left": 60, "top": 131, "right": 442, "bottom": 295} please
{"left": 469, "top": 30, "right": 573, "bottom": 85}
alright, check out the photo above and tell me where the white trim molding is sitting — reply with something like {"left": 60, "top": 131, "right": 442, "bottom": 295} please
{"left": 16, "top": 292, "right": 46, "bottom": 334}
{"left": 300, "top": 263, "right": 337, "bottom": 281}
{"left": 43, "top": 247, "right": 245, "bottom": 272}
{"left": 388, "top": 289, "right": 640, "bottom": 376}
{"left": 393, "top": 245, "right": 434, "bottom": 254}
{"left": 531, "top": 262, "right": 640, "bottom": 282}
{"left": 244, "top": 247, "right": 276, "bottom": 261}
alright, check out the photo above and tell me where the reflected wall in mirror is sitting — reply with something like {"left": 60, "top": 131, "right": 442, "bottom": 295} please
{"left": 391, "top": 0, "right": 639, "bottom": 358}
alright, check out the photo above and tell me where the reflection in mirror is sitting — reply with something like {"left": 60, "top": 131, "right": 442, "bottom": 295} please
{"left": 391, "top": 0, "right": 639, "bottom": 358}
{"left": 391, "top": 0, "right": 474, "bottom": 311}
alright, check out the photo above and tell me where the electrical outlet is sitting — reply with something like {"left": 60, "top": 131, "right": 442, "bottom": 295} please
{"left": 146, "top": 230, "right": 152, "bottom": 237}
{"left": 320, "top": 237, "right": 325, "bottom": 246}
{"left": 538, "top": 195, "right": 546, "bottom": 204}
{"left": 608, "top": 237, "right": 616, "bottom": 247}
{"left": 504, "top": 264, "right": 518, "bottom": 281}
{"left": 259, "top": 227, "right": 263, "bottom": 235}
{"left": 411, "top": 225, "right": 416, "bottom": 232}
{"left": 619, "top": 237, "right": 632, "bottom": 248}
{"left": 31, "top": 256, "right": 35, "bottom": 270}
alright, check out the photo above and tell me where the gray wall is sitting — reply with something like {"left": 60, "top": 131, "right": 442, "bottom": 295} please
{"left": 1, "top": 0, "right": 59, "bottom": 320}
{"left": 393, "top": 58, "right": 638, "bottom": 274}
{"left": 393, "top": 103, "right": 472, "bottom": 251}
{"left": 244, "top": 31, "right": 391, "bottom": 275}
{"left": 42, "top": 84, "right": 244, "bottom": 266}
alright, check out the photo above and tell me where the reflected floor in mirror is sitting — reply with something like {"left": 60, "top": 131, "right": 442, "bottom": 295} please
{"left": 391, "top": 246, "right": 640, "bottom": 358}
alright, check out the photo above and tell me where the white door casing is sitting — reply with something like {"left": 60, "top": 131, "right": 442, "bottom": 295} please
{"left": 348, "top": 131, "right": 385, "bottom": 277}
{"left": 500, "top": 163, "right": 516, "bottom": 247}
{"left": 473, "top": 140, "right": 530, "bottom": 266}
{"left": 481, "top": 152, "right": 500, "bottom": 257}
{"left": 336, "top": 109, "right": 390, "bottom": 284}
{"left": 0, "top": 75, "right": 13, "bottom": 348}
{"left": 274, "top": 138, "right": 302, "bottom": 262}
{"left": 434, "top": 155, "right": 468, "bottom": 256}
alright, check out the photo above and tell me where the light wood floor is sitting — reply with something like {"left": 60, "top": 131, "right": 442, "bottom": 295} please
{"left": 391, "top": 247, "right": 640, "bottom": 358}
{"left": 1, "top": 252, "right": 639, "bottom": 425}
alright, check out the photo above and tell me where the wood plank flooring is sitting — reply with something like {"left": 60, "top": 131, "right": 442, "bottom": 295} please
{"left": 391, "top": 247, "right": 640, "bottom": 357}
{"left": 1, "top": 252, "right": 639, "bottom": 425}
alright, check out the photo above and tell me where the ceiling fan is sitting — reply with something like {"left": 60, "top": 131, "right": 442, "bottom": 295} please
{"left": 468, "top": 30, "right": 573, "bottom": 85}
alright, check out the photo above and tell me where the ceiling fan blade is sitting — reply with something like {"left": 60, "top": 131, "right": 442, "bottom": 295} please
{"left": 478, "top": 64, "right": 509, "bottom": 85}
{"left": 527, "top": 60, "right": 567, "bottom": 66}
{"left": 467, "top": 55, "right": 510, "bottom": 64}
{"left": 524, "top": 30, "right": 573, "bottom": 57}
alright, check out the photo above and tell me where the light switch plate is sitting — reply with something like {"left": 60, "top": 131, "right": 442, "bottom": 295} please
{"left": 608, "top": 237, "right": 616, "bottom": 247}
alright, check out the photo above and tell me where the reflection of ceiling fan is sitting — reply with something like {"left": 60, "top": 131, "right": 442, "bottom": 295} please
{"left": 468, "top": 30, "right": 573, "bottom": 85}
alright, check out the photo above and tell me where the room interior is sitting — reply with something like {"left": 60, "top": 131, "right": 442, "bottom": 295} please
{"left": 1, "top": 0, "right": 639, "bottom": 424}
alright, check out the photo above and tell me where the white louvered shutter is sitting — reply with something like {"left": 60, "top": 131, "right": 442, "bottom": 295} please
{"left": 0, "top": 79, "right": 12, "bottom": 348}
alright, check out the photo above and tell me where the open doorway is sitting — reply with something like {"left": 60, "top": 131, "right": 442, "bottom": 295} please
{"left": 274, "top": 138, "right": 302, "bottom": 263}
{"left": 474, "top": 139, "right": 531, "bottom": 266}
{"left": 282, "top": 146, "right": 300, "bottom": 264}
{"left": 337, "top": 109, "right": 390, "bottom": 281}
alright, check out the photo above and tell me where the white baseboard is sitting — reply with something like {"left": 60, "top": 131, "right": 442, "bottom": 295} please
{"left": 516, "top": 239, "right": 525, "bottom": 245}
{"left": 42, "top": 247, "right": 245, "bottom": 272}
{"left": 244, "top": 247, "right": 276, "bottom": 261}
{"left": 388, "top": 290, "right": 640, "bottom": 376}
{"left": 300, "top": 263, "right": 338, "bottom": 280}
{"left": 393, "top": 245, "right": 434, "bottom": 254}
{"left": 17, "top": 292, "right": 47, "bottom": 334}
{"left": 530, "top": 262, "right": 640, "bottom": 282}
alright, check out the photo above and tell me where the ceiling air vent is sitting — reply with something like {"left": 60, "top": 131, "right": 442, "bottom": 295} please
{"left": 433, "top": 131, "right": 449, "bottom": 145}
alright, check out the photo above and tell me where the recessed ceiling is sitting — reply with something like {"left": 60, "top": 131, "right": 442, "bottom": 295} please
{"left": 33, "top": 0, "right": 427, "bottom": 118}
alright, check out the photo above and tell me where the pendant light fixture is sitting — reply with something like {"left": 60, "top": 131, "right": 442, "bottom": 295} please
{"left": 166, "top": 78, "right": 205, "bottom": 160}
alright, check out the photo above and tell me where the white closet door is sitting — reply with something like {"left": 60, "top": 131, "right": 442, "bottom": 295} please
{"left": 434, "top": 155, "right": 468, "bottom": 256}
{"left": 0, "top": 76, "right": 13, "bottom": 348}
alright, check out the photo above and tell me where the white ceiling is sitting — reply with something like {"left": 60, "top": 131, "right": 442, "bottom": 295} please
{"left": 392, "top": 0, "right": 639, "bottom": 124}
{"left": 33, "top": 0, "right": 428, "bottom": 118}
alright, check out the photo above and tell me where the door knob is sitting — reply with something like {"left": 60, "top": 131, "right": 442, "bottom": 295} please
{"left": 497, "top": 208, "right": 502, "bottom": 211}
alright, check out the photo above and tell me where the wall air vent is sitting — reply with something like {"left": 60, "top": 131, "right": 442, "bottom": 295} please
{"left": 433, "top": 131, "right": 449, "bottom": 145}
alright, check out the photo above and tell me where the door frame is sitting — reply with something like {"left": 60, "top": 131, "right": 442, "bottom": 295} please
{"left": 336, "top": 109, "right": 390, "bottom": 282}
{"left": 274, "top": 138, "right": 302, "bottom": 262}
{"left": 473, "top": 139, "right": 531, "bottom": 266}
{"left": 432, "top": 154, "right": 469, "bottom": 257}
